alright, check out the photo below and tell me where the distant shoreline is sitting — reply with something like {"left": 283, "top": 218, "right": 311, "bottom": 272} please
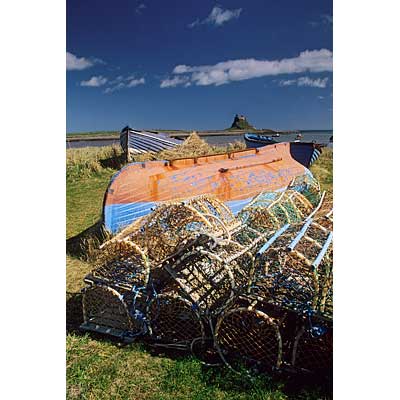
{"left": 66, "top": 129, "right": 333, "bottom": 142}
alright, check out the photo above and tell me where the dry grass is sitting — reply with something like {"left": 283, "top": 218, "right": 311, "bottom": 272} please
{"left": 67, "top": 145, "right": 123, "bottom": 179}
{"left": 158, "top": 132, "right": 245, "bottom": 160}
{"left": 66, "top": 135, "right": 245, "bottom": 181}
{"left": 66, "top": 256, "right": 92, "bottom": 293}
{"left": 310, "top": 147, "right": 333, "bottom": 194}
{"left": 66, "top": 144, "right": 123, "bottom": 166}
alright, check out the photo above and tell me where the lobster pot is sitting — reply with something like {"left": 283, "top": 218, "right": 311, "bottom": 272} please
{"left": 163, "top": 248, "right": 235, "bottom": 313}
{"left": 255, "top": 216, "right": 333, "bottom": 316}
{"left": 321, "top": 280, "right": 333, "bottom": 318}
{"left": 238, "top": 190, "right": 314, "bottom": 233}
{"left": 207, "top": 239, "right": 256, "bottom": 291}
{"left": 232, "top": 224, "right": 264, "bottom": 248}
{"left": 184, "top": 195, "right": 239, "bottom": 232}
{"left": 315, "top": 214, "right": 333, "bottom": 232}
{"left": 289, "top": 174, "right": 321, "bottom": 206}
{"left": 92, "top": 240, "right": 150, "bottom": 289}
{"left": 82, "top": 285, "right": 146, "bottom": 339}
{"left": 147, "top": 292, "right": 204, "bottom": 345}
{"left": 248, "top": 271, "right": 316, "bottom": 316}
{"left": 215, "top": 299, "right": 282, "bottom": 373}
{"left": 162, "top": 236, "right": 257, "bottom": 314}
{"left": 126, "top": 196, "right": 239, "bottom": 263}
{"left": 313, "top": 196, "right": 333, "bottom": 231}
{"left": 81, "top": 240, "right": 151, "bottom": 339}
{"left": 292, "top": 318, "right": 333, "bottom": 373}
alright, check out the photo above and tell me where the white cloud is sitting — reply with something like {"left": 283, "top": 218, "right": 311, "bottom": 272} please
{"left": 188, "top": 5, "right": 242, "bottom": 28}
{"left": 310, "top": 14, "right": 333, "bottom": 27}
{"left": 163, "top": 49, "right": 332, "bottom": 87}
{"left": 67, "top": 52, "right": 93, "bottom": 70}
{"left": 110, "top": 75, "right": 125, "bottom": 84}
{"left": 136, "top": 3, "right": 146, "bottom": 15}
{"left": 104, "top": 83, "right": 125, "bottom": 94}
{"left": 279, "top": 79, "right": 297, "bottom": 86}
{"left": 279, "top": 76, "right": 329, "bottom": 88}
{"left": 160, "top": 76, "right": 190, "bottom": 88}
{"left": 298, "top": 77, "right": 329, "bottom": 88}
{"left": 104, "top": 75, "right": 145, "bottom": 93}
{"left": 80, "top": 76, "right": 108, "bottom": 87}
{"left": 127, "top": 77, "right": 145, "bottom": 87}
{"left": 67, "top": 52, "right": 105, "bottom": 71}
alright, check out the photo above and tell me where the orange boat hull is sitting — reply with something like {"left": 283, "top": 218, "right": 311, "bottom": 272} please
{"left": 104, "top": 142, "right": 313, "bottom": 233}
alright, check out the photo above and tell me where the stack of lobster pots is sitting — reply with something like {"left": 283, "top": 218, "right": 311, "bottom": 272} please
{"left": 81, "top": 174, "right": 333, "bottom": 376}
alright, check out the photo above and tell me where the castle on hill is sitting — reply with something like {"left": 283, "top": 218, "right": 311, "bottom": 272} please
{"left": 230, "top": 114, "right": 255, "bottom": 130}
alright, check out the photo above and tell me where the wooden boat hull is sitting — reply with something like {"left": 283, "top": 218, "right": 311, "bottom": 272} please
{"left": 120, "top": 126, "right": 182, "bottom": 154}
{"left": 244, "top": 133, "right": 322, "bottom": 167}
{"left": 103, "top": 142, "right": 314, "bottom": 233}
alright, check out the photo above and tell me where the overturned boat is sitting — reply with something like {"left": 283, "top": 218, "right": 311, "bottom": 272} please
{"left": 120, "top": 126, "right": 182, "bottom": 160}
{"left": 103, "top": 142, "right": 318, "bottom": 233}
{"left": 244, "top": 133, "right": 322, "bottom": 167}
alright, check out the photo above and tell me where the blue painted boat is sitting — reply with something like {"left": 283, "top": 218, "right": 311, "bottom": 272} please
{"left": 120, "top": 126, "right": 182, "bottom": 155}
{"left": 244, "top": 133, "right": 322, "bottom": 168}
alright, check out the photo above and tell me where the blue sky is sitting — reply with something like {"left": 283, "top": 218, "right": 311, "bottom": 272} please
{"left": 67, "top": 0, "right": 332, "bottom": 132}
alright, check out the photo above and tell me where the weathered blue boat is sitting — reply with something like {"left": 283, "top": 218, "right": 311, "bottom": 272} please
{"left": 120, "top": 126, "right": 182, "bottom": 159}
{"left": 103, "top": 142, "right": 317, "bottom": 233}
{"left": 244, "top": 133, "right": 322, "bottom": 168}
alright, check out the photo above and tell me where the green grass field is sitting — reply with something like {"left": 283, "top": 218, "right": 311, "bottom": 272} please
{"left": 67, "top": 130, "right": 120, "bottom": 138}
{"left": 66, "top": 142, "right": 333, "bottom": 400}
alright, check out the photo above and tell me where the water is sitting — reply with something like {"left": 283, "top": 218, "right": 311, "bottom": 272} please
{"left": 66, "top": 131, "right": 333, "bottom": 149}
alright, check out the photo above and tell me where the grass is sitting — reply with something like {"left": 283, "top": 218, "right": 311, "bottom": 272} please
{"left": 309, "top": 147, "right": 333, "bottom": 194}
{"left": 66, "top": 139, "right": 333, "bottom": 400}
{"left": 67, "top": 130, "right": 120, "bottom": 137}
{"left": 67, "top": 333, "right": 304, "bottom": 400}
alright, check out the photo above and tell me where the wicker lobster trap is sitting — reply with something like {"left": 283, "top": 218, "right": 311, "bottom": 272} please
{"left": 213, "top": 195, "right": 333, "bottom": 374}
{"left": 146, "top": 291, "right": 205, "bottom": 348}
{"left": 291, "top": 314, "right": 333, "bottom": 373}
{"left": 237, "top": 173, "right": 321, "bottom": 233}
{"left": 79, "top": 177, "right": 333, "bottom": 375}
{"left": 116, "top": 195, "right": 240, "bottom": 263}
{"left": 254, "top": 206, "right": 333, "bottom": 317}
{"left": 214, "top": 293, "right": 332, "bottom": 374}
{"left": 81, "top": 240, "right": 150, "bottom": 340}
{"left": 214, "top": 295, "right": 284, "bottom": 373}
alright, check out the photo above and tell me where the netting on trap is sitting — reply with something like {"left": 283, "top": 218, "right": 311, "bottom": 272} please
{"left": 238, "top": 190, "right": 315, "bottom": 233}
{"left": 254, "top": 206, "right": 333, "bottom": 318}
{"left": 183, "top": 195, "right": 239, "bottom": 232}
{"left": 121, "top": 195, "right": 240, "bottom": 263}
{"left": 291, "top": 316, "right": 333, "bottom": 373}
{"left": 160, "top": 220, "right": 274, "bottom": 314}
{"left": 82, "top": 285, "right": 135, "bottom": 332}
{"left": 162, "top": 246, "right": 236, "bottom": 314}
{"left": 288, "top": 173, "right": 321, "bottom": 206}
{"left": 91, "top": 239, "right": 150, "bottom": 290}
{"left": 214, "top": 298, "right": 283, "bottom": 372}
{"left": 146, "top": 292, "right": 205, "bottom": 346}
{"left": 313, "top": 194, "right": 333, "bottom": 232}
{"left": 81, "top": 283, "right": 148, "bottom": 338}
